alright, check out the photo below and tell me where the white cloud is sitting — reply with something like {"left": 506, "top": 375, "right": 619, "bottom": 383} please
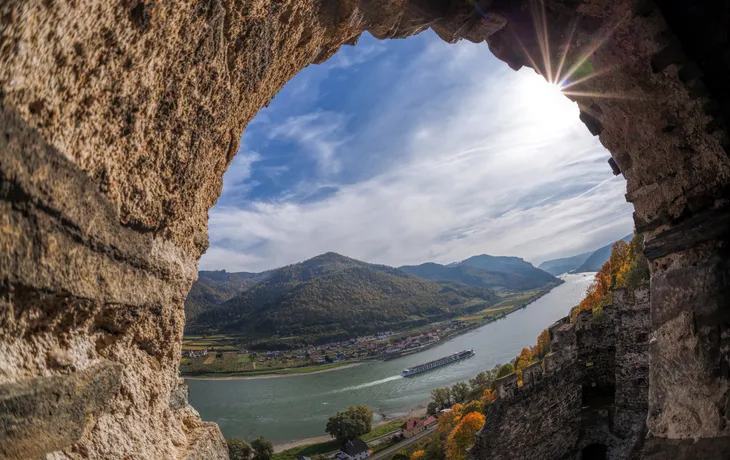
{"left": 327, "top": 42, "right": 387, "bottom": 69}
{"left": 200, "top": 36, "right": 634, "bottom": 272}
{"left": 268, "top": 111, "right": 349, "bottom": 175}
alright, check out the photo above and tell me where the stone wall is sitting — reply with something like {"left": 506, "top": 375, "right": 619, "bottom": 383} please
{"left": 2, "top": 0, "right": 730, "bottom": 458}
{"left": 469, "top": 286, "right": 651, "bottom": 460}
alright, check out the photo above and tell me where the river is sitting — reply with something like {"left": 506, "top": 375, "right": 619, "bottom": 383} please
{"left": 186, "top": 273, "right": 594, "bottom": 443}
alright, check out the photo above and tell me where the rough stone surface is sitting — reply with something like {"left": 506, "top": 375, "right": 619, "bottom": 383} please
{"left": 0, "top": 362, "right": 122, "bottom": 459}
{"left": 469, "top": 286, "right": 651, "bottom": 460}
{"left": 1, "top": 0, "right": 730, "bottom": 458}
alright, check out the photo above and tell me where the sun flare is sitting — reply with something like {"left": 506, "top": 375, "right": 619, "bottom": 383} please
{"left": 518, "top": 72, "right": 578, "bottom": 134}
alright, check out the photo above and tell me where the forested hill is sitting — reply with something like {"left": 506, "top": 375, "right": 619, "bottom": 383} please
{"left": 185, "top": 253, "right": 497, "bottom": 345}
{"left": 399, "top": 261, "right": 557, "bottom": 292}
{"left": 185, "top": 270, "right": 271, "bottom": 321}
{"left": 448, "top": 255, "right": 559, "bottom": 290}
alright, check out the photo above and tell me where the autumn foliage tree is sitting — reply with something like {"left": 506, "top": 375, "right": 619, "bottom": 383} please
{"left": 513, "top": 347, "right": 536, "bottom": 385}
{"left": 411, "top": 450, "right": 425, "bottom": 460}
{"left": 571, "top": 234, "right": 649, "bottom": 319}
{"left": 445, "top": 412, "right": 486, "bottom": 460}
{"left": 437, "top": 404, "right": 463, "bottom": 439}
{"left": 531, "top": 329, "right": 550, "bottom": 359}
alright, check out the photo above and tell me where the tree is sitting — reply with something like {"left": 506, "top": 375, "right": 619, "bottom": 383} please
{"left": 325, "top": 405, "right": 373, "bottom": 442}
{"left": 468, "top": 371, "right": 491, "bottom": 391}
{"left": 514, "top": 348, "right": 535, "bottom": 385}
{"left": 411, "top": 450, "right": 425, "bottom": 460}
{"left": 425, "top": 435, "right": 446, "bottom": 460}
{"left": 251, "top": 437, "right": 274, "bottom": 460}
{"left": 445, "top": 412, "right": 486, "bottom": 460}
{"left": 437, "top": 404, "right": 463, "bottom": 439}
{"left": 431, "top": 387, "right": 452, "bottom": 411}
{"left": 532, "top": 329, "right": 550, "bottom": 359}
{"left": 461, "top": 399, "right": 483, "bottom": 415}
{"left": 481, "top": 388, "right": 496, "bottom": 404}
{"left": 450, "top": 382, "right": 470, "bottom": 403}
{"left": 227, "top": 439, "right": 252, "bottom": 460}
{"left": 392, "top": 451, "right": 410, "bottom": 460}
{"left": 495, "top": 363, "right": 514, "bottom": 380}
{"left": 427, "top": 401, "right": 440, "bottom": 416}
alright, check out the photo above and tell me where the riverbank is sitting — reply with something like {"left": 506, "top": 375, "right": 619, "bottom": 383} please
{"left": 186, "top": 274, "right": 592, "bottom": 442}
{"left": 184, "top": 362, "right": 362, "bottom": 380}
{"left": 182, "top": 282, "right": 562, "bottom": 379}
{"left": 273, "top": 406, "right": 428, "bottom": 454}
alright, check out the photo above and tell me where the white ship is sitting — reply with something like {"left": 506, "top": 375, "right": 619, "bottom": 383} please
{"left": 401, "top": 349, "right": 475, "bottom": 377}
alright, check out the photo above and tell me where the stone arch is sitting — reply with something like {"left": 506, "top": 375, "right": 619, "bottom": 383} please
{"left": 1, "top": 0, "right": 729, "bottom": 459}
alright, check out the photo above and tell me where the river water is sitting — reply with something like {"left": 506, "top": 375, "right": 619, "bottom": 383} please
{"left": 187, "top": 273, "right": 594, "bottom": 443}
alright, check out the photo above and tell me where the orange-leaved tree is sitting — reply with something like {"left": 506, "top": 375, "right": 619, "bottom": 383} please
{"left": 514, "top": 347, "right": 536, "bottom": 385}
{"left": 437, "top": 404, "right": 463, "bottom": 439}
{"left": 481, "top": 388, "right": 496, "bottom": 404}
{"left": 445, "top": 411, "right": 486, "bottom": 460}
{"left": 532, "top": 328, "right": 550, "bottom": 359}
{"left": 410, "top": 450, "right": 425, "bottom": 460}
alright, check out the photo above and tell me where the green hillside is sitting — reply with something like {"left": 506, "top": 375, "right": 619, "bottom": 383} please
{"left": 399, "top": 261, "right": 557, "bottom": 292}
{"left": 185, "top": 253, "right": 497, "bottom": 346}
{"left": 185, "top": 270, "right": 271, "bottom": 321}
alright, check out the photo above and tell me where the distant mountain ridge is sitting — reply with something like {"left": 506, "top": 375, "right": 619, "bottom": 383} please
{"left": 454, "top": 254, "right": 559, "bottom": 288}
{"left": 400, "top": 257, "right": 558, "bottom": 292}
{"left": 575, "top": 234, "right": 633, "bottom": 272}
{"left": 538, "top": 252, "right": 593, "bottom": 276}
{"left": 185, "top": 253, "right": 497, "bottom": 345}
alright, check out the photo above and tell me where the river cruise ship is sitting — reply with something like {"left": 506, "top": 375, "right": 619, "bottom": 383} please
{"left": 401, "top": 349, "right": 475, "bottom": 377}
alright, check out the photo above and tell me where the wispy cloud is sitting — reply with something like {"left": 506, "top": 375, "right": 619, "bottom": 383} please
{"left": 327, "top": 42, "right": 387, "bottom": 69}
{"left": 200, "top": 33, "right": 633, "bottom": 272}
{"left": 268, "top": 111, "right": 349, "bottom": 175}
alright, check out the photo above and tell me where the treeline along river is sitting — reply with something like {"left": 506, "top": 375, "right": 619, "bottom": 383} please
{"left": 186, "top": 273, "right": 594, "bottom": 443}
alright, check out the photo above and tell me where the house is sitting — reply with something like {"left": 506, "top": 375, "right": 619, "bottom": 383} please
{"left": 401, "top": 419, "right": 425, "bottom": 438}
{"left": 424, "top": 416, "right": 438, "bottom": 429}
{"left": 336, "top": 437, "right": 370, "bottom": 460}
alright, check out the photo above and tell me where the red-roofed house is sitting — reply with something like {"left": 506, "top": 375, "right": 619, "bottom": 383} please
{"left": 400, "top": 418, "right": 425, "bottom": 438}
{"left": 424, "top": 416, "right": 437, "bottom": 429}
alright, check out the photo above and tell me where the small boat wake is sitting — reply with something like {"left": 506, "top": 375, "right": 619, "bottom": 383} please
{"left": 331, "top": 375, "right": 402, "bottom": 393}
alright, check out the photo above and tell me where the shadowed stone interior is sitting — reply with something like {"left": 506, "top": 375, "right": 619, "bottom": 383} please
{"left": 1, "top": 0, "right": 728, "bottom": 458}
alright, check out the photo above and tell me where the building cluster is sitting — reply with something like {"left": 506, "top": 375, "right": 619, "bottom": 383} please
{"left": 181, "top": 349, "right": 209, "bottom": 359}
{"left": 400, "top": 416, "right": 438, "bottom": 438}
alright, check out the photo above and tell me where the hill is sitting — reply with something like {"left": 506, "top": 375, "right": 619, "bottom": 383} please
{"left": 575, "top": 234, "right": 633, "bottom": 272}
{"left": 399, "top": 261, "right": 556, "bottom": 292}
{"left": 450, "top": 254, "right": 559, "bottom": 289}
{"left": 537, "top": 252, "right": 593, "bottom": 276}
{"left": 185, "top": 253, "right": 497, "bottom": 346}
{"left": 185, "top": 270, "right": 271, "bottom": 321}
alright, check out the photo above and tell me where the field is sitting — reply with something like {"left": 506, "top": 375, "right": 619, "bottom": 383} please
{"left": 179, "top": 351, "right": 352, "bottom": 377}
{"left": 456, "top": 288, "right": 552, "bottom": 322}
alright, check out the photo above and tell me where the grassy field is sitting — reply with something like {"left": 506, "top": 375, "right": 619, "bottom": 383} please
{"left": 456, "top": 287, "right": 550, "bottom": 322}
{"left": 273, "top": 440, "right": 341, "bottom": 460}
{"left": 361, "top": 421, "right": 403, "bottom": 441}
{"left": 182, "top": 361, "right": 353, "bottom": 378}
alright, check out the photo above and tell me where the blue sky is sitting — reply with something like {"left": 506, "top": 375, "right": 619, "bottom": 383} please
{"left": 200, "top": 31, "right": 633, "bottom": 272}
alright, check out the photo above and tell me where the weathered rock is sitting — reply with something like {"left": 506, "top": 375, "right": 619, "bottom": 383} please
{"left": 0, "top": 362, "right": 122, "bottom": 459}
{"left": 1, "top": 0, "right": 729, "bottom": 458}
{"left": 469, "top": 286, "right": 651, "bottom": 460}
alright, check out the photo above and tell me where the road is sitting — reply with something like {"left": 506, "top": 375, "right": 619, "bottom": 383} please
{"left": 370, "top": 429, "right": 436, "bottom": 460}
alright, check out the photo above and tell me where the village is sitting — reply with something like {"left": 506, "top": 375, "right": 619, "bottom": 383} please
{"left": 293, "top": 413, "right": 442, "bottom": 460}
{"left": 180, "top": 320, "right": 472, "bottom": 376}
